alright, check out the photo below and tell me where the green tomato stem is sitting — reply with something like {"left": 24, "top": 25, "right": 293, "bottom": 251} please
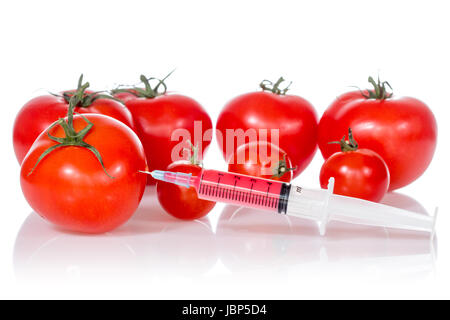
{"left": 259, "top": 77, "right": 292, "bottom": 95}
{"left": 111, "top": 70, "right": 175, "bottom": 99}
{"left": 328, "top": 128, "right": 359, "bottom": 152}
{"left": 28, "top": 77, "right": 114, "bottom": 178}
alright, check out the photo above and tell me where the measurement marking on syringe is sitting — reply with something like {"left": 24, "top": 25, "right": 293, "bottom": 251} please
{"left": 215, "top": 174, "right": 224, "bottom": 198}
{"left": 233, "top": 176, "right": 239, "bottom": 201}
{"left": 266, "top": 182, "right": 272, "bottom": 207}
{"left": 249, "top": 179, "right": 256, "bottom": 204}
{"left": 199, "top": 172, "right": 205, "bottom": 194}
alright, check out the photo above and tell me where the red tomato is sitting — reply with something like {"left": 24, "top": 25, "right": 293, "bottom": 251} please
{"left": 319, "top": 129, "right": 389, "bottom": 202}
{"left": 113, "top": 75, "right": 213, "bottom": 185}
{"left": 13, "top": 76, "right": 134, "bottom": 164}
{"left": 228, "top": 141, "right": 294, "bottom": 182}
{"left": 156, "top": 161, "right": 216, "bottom": 220}
{"left": 20, "top": 114, "right": 147, "bottom": 233}
{"left": 216, "top": 78, "right": 317, "bottom": 179}
{"left": 318, "top": 77, "right": 437, "bottom": 191}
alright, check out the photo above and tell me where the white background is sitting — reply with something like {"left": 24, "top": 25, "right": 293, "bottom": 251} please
{"left": 1, "top": 0, "right": 449, "bottom": 299}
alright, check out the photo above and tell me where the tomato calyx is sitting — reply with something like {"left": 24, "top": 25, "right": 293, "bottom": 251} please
{"left": 272, "top": 153, "right": 297, "bottom": 178}
{"left": 184, "top": 140, "right": 202, "bottom": 167}
{"left": 28, "top": 79, "right": 115, "bottom": 178}
{"left": 259, "top": 77, "right": 292, "bottom": 95}
{"left": 360, "top": 76, "right": 393, "bottom": 100}
{"left": 53, "top": 75, "right": 122, "bottom": 108}
{"left": 329, "top": 128, "right": 359, "bottom": 152}
{"left": 111, "top": 70, "right": 175, "bottom": 99}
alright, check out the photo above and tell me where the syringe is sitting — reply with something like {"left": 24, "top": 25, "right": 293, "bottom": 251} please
{"left": 142, "top": 168, "right": 437, "bottom": 236}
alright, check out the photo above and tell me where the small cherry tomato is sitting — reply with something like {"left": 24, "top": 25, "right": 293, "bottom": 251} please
{"left": 319, "top": 128, "right": 389, "bottom": 202}
{"left": 157, "top": 162, "right": 215, "bottom": 220}
{"left": 228, "top": 141, "right": 295, "bottom": 182}
{"left": 156, "top": 144, "right": 215, "bottom": 220}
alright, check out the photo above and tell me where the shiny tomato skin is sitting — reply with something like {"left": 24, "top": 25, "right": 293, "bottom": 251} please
{"left": 20, "top": 114, "right": 147, "bottom": 233}
{"left": 113, "top": 90, "right": 140, "bottom": 103}
{"left": 318, "top": 93, "right": 437, "bottom": 191}
{"left": 216, "top": 91, "right": 318, "bottom": 179}
{"left": 319, "top": 149, "right": 389, "bottom": 202}
{"left": 156, "top": 162, "right": 215, "bottom": 220}
{"left": 228, "top": 141, "right": 294, "bottom": 182}
{"left": 13, "top": 94, "right": 134, "bottom": 164}
{"left": 121, "top": 94, "right": 213, "bottom": 185}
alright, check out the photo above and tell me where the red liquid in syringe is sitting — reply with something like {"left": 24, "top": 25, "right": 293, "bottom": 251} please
{"left": 192, "top": 169, "right": 290, "bottom": 213}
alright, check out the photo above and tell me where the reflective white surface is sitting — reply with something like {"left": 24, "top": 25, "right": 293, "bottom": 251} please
{"left": 11, "top": 187, "right": 439, "bottom": 298}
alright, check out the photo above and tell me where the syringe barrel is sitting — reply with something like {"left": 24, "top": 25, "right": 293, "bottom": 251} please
{"left": 196, "top": 169, "right": 291, "bottom": 214}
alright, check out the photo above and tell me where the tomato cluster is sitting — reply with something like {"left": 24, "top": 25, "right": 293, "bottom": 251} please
{"left": 13, "top": 74, "right": 437, "bottom": 233}
{"left": 318, "top": 77, "right": 436, "bottom": 200}
{"left": 217, "top": 78, "right": 318, "bottom": 179}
